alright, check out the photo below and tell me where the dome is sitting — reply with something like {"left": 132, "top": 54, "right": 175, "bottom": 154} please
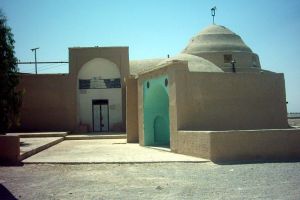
{"left": 157, "top": 53, "right": 223, "bottom": 72}
{"left": 130, "top": 58, "right": 164, "bottom": 75}
{"left": 182, "top": 24, "right": 252, "bottom": 54}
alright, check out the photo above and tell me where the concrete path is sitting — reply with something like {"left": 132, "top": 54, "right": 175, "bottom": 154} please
{"left": 20, "top": 137, "right": 64, "bottom": 160}
{"left": 23, "top": 139, "right": 208, "bottom": 163}
{"left": 7, "top": 132, "right": 68, "bottom": 138}
{"left": 65, "top": 134, "right": 126, "bottom": 140}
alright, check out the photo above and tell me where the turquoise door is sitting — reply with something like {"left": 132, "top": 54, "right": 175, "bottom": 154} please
{"left": 154, "top": 116, "right": 169, "bottom": 145}
{"left": 143, "top": 76, "right": 170, "bottom": 146}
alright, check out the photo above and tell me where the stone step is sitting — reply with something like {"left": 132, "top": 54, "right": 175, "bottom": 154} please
{"left": 7, "top": 132, "right": 68, "bottom": 138}
{"left": 20, "top": 137, "right": 64, "bottom": 161}
{"left": 65, "top": 134, "right": 126, "bottom": 140}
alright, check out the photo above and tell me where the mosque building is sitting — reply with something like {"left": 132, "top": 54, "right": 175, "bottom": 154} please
{"left": 17, "top": 23, "right": 300, "bottom": 162}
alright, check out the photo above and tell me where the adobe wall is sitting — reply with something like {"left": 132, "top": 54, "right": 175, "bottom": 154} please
{"left": 209, "top": 129, "right": 300, "bottom": 162}
{"left": 177, "top": 131, "right": 211, "bottom": 159}
{"left": 196, "top": 51, "right": 261, "bottom": 69}
{"left": 0, "top": 135, "right": 20, "bottom": 164}
{"left": 16, "top": 74, "right": 77, "bottom": 132}
{"left": 175, "top": 72, "right": 289, "bottom": 131}
{"left": 177, "top": 129, "right": 300, "bottom": 162}
{"left": 69, "top": 47, "right": 129, "bottom": 77}
{"left": 126, "top": 77, "right": 139, "bottom": 142}
{"left": 15, "top": 47, "right": 129, "bottom": 133}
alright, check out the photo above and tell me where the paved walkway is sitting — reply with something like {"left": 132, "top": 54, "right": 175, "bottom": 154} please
{"left": 7, "top": 132, "right": 68, "bottom": 137}
{"left": 23, "top": 139, "right": 208, "bottom": 163}
{"left": 65, "top": 134, "right": 126, "bottom": 140}
{"left": 20, "top": 137, "right": 64, "bottom": 160}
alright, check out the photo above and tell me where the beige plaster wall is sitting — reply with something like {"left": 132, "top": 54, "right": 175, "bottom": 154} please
{"left": 16, "top": 47, "right": 129, "bottom": 133}
{"left": 210, "top": 129, "right": 300, "bottom": 162}
{"left": 177, "top": 129, "right": 300, "bottom": 162}
{"left": 177, "top": 131, "right": 211, "bottom": 159}
{"left": 126, "top": 77, "right": 139, "bottom": 142}
{"left": 195, "top": 51, "right": 261, "bottom": 69}
{"left": 168, "top": 68, "right": 180, "bottom": 152}
{"left": 0, "top": 135, "right": 20, "bottom": 164}
{"left": 16, "top": 74, "right": 77, "bottom": 132}
{"left": 175, "top": 72, "right": 289, "bottom": 131}
{"left": 137, "top": 76, "right": 145, "bottom": 145}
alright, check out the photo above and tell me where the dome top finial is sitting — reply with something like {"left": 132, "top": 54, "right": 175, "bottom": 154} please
{"left": 211, "top": 6, "right": 217, "bottom": 24}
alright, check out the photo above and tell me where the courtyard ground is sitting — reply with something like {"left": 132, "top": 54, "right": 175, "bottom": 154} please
{"left": 1, "top": 162, "right": 300, "bottom": 200}
{"left": 288, "top": 118, "right": 300, "bottom": 127}
{"left": 22, "top": 139, "right": 207, "bottom": 163}
{"left": 0, "top": 118, "right": 299, "bottom": 199}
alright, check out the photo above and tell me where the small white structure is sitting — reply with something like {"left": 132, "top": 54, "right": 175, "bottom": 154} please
{"left": 77, "top": 58, "right": 122, "bottom": 132}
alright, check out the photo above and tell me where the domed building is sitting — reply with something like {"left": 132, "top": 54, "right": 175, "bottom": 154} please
{"left": 130, "top": 24, "right": 268, "bottom": 75}
{"left": 127, "top": 24, "right": 300, "bottom": 162}
{"left": 16, "top": 23, "right": 300, "bottom": 162}
{"left": 182, "top": 24, "right": 261, "bottom": 72}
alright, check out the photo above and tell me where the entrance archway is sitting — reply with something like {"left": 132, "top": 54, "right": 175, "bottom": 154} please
{"left": 77, "top": 58, "right": 122, "bottom": 132}
{"left": 143, "top": 76, "right": 170, "bottom": 146}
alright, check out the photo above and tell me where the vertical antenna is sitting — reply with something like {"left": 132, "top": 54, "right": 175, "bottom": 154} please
{"left": 31, "top": 47, "right": 39, "bottom": 74}
{"left": 211, "top": 6, "right": 216, "bottom": 24}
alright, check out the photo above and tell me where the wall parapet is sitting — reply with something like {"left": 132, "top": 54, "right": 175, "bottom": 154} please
{"left": 0, "top": 135, "right": 20, "bottom": 165}
{"left": 177, "top": 129, "right": 300, "bottom": 163}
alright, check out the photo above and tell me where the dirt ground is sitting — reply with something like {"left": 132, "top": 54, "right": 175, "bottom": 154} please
{"left": 288, "top": 118, "right": 300, "bottom": 127}
{"left": 0, "top": 119, "right": 298, "bottom": 199}
{"left": 1, "top": 162, "right": 300, "bottom": 200}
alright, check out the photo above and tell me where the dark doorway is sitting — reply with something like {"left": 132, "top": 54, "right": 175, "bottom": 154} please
{"left": 92, "top": 99, "right": 109, "bottom": 132}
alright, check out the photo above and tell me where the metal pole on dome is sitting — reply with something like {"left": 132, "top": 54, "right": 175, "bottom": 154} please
{"left": 211, "top": 6, "right": 216, "bottom": 24}
{"left": 231, "top": 59, "right": 236, "bottom": 73}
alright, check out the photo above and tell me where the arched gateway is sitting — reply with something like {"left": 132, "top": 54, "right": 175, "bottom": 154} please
{"left": 77, "top": 58, "right": 122, "bottom": 132}
{"left": 143, "top": 76, "right": 170, "bottom": 146}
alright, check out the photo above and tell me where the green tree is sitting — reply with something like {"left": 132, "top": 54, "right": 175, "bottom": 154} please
{"left": 0, "top": 10, "right": 22, "bottom": 134}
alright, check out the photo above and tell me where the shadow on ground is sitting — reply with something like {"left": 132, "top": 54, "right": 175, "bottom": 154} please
{"left": 20, "top": 142, "right": 30, "bottom": 147}
{"left": 214, "top": 158, "right": 300, "bottom": 165}
{"left": 0, "top": 184, "right": 18, "bottom": 200}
